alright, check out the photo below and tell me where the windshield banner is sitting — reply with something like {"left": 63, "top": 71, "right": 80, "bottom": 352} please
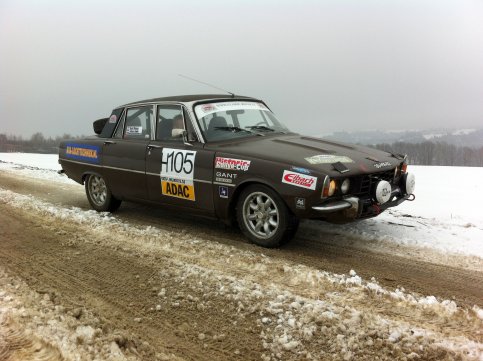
{"left": 195, "top": 102, "right": 268, "bottom": 119}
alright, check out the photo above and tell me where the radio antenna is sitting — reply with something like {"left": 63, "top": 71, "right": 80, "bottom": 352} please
{"left": 178, "top": 74, "right": 235, "bottom": 97}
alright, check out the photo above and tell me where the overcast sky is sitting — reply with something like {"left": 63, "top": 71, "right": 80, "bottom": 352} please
{"left": 1, "top": 0, "right": 483, "bottom": 138}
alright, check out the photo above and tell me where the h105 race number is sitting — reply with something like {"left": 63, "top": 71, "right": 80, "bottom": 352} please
{"left": 160, "top": 148, "right": 197, "bottom": 201}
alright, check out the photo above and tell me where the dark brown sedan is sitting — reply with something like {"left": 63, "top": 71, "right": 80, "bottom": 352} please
{"left": 59, "top": 94, "right": 416, "bottom": 247}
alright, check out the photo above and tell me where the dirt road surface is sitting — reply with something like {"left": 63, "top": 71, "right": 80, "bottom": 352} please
{"left": 0, "top": 170, "right": 482, "bottom": 360}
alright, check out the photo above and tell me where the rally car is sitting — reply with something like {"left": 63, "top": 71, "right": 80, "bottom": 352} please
{"left": 58, "top": 94, "right": 415, "bottom": 247}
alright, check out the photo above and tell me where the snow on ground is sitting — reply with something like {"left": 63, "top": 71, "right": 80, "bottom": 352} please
{"left": 1, "top": 152, "right": 482, "bottom": 260}
{"left": 0, "top": 152, "right": 75, "bottom": 184}
{"left": 0, "top": 267, "right": 141, "bottom": 361}
{"left": 306, "top": 165, "right": 483, "bottom": 260}
{"left": 0, "top": 188, "right": 482, "bottom": 360}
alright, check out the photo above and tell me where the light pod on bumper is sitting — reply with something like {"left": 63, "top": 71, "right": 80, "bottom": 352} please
{"left": 375, "top": 180, "right": 392, "bottom": 204}
{"left": 401, "top": 173, "right": 416, "bottom": 194}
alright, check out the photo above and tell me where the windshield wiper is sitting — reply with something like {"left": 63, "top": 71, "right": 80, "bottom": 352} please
{"left": 246, "top": 125, "right": 275, "bottom": 132}
{"left": 214, "top": 126, "right": 256, "bottom": 134}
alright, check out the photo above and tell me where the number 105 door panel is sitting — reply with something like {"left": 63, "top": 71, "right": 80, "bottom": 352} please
{"left": 145, "top": 144, "right": 215, "bottom": 214}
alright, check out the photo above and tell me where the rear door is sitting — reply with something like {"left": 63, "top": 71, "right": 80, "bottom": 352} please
{"left": 145, "top": 104, "right": 215, "bottom": 214}
{"left": 102, "top": 105, "right": 154, "bottom": 200}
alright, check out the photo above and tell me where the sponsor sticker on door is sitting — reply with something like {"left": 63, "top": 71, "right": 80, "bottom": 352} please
{"left": 215, "top": 157, "right": 251, "bottom": 171}
{"left": 282, "top": 170, "right": 317, "bottom": 190}
{"left": 161, "top": 148, "right": 197, "bottom": 201}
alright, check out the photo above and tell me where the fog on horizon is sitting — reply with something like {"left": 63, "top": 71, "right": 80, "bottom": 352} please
{"left": 1, "top": 0, "right": 482, "bottom": 138}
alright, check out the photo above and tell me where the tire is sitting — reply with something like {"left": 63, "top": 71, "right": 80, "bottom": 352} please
{"left": 236, "top": 184, "right": 299, "bottom": 247}
{"left": 85, "top": 174, "right": 122, "bottom": 212}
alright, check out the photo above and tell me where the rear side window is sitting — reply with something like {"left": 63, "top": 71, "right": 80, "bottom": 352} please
{"left": 124, "top": 106, "right": 153, "bottom": 140}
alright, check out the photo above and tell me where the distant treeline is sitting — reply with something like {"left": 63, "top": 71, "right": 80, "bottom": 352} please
{"left": 0, "top": 133, "right": 85, "bottom": 153}
{"left": 373, "top": 141, "right": 483, "bottom": 167}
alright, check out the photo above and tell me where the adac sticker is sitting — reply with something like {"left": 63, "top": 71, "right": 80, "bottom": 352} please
{"left": 305, "top": 155, "right": 353, "bottom": 164}
{"left": 161, "top": 148, "right": 197, "bottom": 201}
{"left": 65, "top": 143, "right": 100, "bottom": 163}
{"left": 282, "top": 170, "right": 317, "bottom": 190}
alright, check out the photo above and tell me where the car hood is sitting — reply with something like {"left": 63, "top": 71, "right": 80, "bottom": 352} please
{"left": 207, "top": 134, "right": 403, "bottom": 176}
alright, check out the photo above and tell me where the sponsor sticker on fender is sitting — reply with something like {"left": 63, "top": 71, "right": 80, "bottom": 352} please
{"left": 282, "top": 170, "right": 317, "bottom": 190}
{"left": 161, "top": 148, "right": 197, "bottom": 201}
{"left": 65, "top": 143, "right": 100, "bottom": 164}
{"left": 215, "top": 157, "right": 251, "bottom": 171}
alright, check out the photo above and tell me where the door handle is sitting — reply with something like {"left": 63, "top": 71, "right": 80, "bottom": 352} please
{"left": 147, "top": 144, "right": 162, "bottom": 150}
{"left": 104, "top": 140, "right": 116, "bottom": 145}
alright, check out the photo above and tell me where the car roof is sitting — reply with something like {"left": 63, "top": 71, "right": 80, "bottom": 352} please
{"left": 118, "top": 94, "right": 260, "bottom": 108}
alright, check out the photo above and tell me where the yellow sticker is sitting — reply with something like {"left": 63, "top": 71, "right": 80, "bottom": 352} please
{"left": 161, "top": 180, "right": 195, "bottom": 201}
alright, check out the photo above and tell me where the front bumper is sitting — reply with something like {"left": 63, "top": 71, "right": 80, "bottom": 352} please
{"left": 309, "top": 170, "right": 415, "bottom": 222}
{"left": 312, "top": 191, "right": 411, "bottom": 213}
{"left": 311, "top": 187, "right": 414, "bottom": 221}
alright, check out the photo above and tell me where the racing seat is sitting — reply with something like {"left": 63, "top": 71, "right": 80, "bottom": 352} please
{"left": 206, "top": 116, "right": 228, "bottom": 138}
{"left": 157, "top": 118, "right": 173, "bottom": 140}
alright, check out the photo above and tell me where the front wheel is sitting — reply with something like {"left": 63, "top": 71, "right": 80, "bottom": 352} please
{"left": 85, "top": 174, "right": 122, "bottom": 212}
{"left": 236, "top": 185, "right": 299, "bottom": 247}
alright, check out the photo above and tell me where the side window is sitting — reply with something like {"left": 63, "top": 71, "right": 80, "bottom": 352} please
{"left": 157, "top": 105, "right": 184, "bottom": 142}
{"left": 124, "top": 106, "right": 153, "bottom": 140}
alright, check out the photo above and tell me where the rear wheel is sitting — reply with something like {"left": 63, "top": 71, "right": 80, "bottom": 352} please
{"left": 85, "top": 174, "right": 121, "bottom": 212}
{"left": 236, "top": 184, "right": 299, "bottom": 247}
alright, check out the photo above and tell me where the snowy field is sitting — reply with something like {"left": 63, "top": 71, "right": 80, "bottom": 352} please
{"left": 1, "top": 152, "right": 482, "bottom": 260}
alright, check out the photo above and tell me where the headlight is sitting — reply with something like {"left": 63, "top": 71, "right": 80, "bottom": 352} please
{"left": 340, "top": 178, "right": 350, "bottom": 194}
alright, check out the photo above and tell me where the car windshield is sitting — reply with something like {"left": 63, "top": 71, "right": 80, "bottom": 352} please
{"left": 194, "top": 101, "right": 290, "bottom": 141}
